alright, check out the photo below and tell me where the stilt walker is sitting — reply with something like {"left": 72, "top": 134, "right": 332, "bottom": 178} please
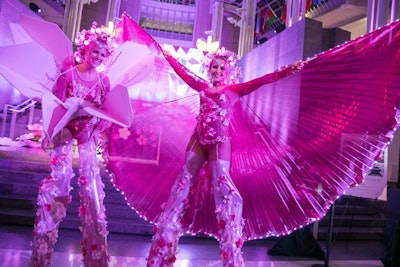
{"left": 106, "top": 13, "right": 400, "bottom": 267}
{"left": 29, "top": 22, "right": 114, "bottom": 267}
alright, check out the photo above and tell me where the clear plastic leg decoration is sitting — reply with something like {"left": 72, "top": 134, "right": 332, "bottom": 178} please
{"left": 30, "top": 143, "right": 74, "bottom": 267}
{"left": 210, "top": 159, "right": 245, "bottom": 267}
{"left": 395, "top": 107, "right": 400, "bottom": 124}
{"left": 147, "top": 152, "right": 205, "bottom": 267}
{"left": 77, "top": 141, "right": 109, "bottom": 266}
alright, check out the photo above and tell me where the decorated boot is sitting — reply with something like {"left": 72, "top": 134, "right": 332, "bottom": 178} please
{"left": 30, "top": 144, "right": 74, "bottom": 267}
{"left": 147, "top": 151, "right": 205, "bottom": 266}
{"left": 77, "top": 141, "right": 109, "bottom": 266}
{"left": 209, "top": 159, "right": 245, "bottom": 267}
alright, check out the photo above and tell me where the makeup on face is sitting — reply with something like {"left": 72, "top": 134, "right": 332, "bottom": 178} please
{"left": 87, "top": 43, "right": 110, "bottom": 68}
{"left": 210, "top": 58, "right": 229, "bottom": 86}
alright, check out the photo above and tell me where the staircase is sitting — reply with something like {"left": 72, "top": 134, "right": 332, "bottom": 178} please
{"left": 314, "top": 195, "right": 386, "bottom": 241}
{"left": 0, "top": 146, "right": 154, "bottom": 236}
{"left": 0, "top": 145, "right": 387, "bottom": 242}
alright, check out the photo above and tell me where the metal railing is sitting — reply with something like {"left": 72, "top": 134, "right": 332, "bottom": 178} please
{"left": 153, "top": 0, "right": 196, "bottom": 5}
{"left": 1, "top": 98, "right": 37, "bottom": 139}
{"left": 305, "top": 0, "right": 346, "bottom": 18}
{"left": 139, "top": 0, "right": 196, "bottom": 42}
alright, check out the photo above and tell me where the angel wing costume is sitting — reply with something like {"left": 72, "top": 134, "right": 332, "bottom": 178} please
{"left": 0, "top": 15, "right": 155, "bottom": 139}
{"left": 0, "top": 14, "right": 154, "bottom": 266}
{"left": 106, "top": 13, "right": 400, "bottom": 244}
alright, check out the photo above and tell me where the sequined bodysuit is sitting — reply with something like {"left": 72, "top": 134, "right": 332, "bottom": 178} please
{"left": 164, "top": 54, "right": 295, "bottom": 146}
{"left": 197, "top": 89, "right": 231, "bottom": 144}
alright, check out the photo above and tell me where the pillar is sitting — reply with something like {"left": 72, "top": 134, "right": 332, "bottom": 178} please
{"left": 391, "top": 0, "right": 399, "bottom": 23}
{"left": 376, "top": 0, "right": 389, "bottom": 28}
{"left": 238, "top": 0, "right": 256, "bottom": 57}
{"left": 211, "top": 0, "right": 224, "bottom": 44}
{"left": 63, "top": 0, "right": 85, "bottom": 41}
{"left": 292, "top": 0, "right": 299, "bottom": 24}
{"left": 105, "top": 0, "right": 122, "bottom": 27}
{"left": 366, "top": 0, "right": 376, "bottom": 33}
{"left": 286, "top": 0, "right": 293, "bottom": 27}
{"left": 300, "top": 0, "right": 307, "bottom": 20}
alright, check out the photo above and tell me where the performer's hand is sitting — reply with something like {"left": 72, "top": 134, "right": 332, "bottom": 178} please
{"left": 63, "top": 97, "right": 83, "bottom": 109}
{"left": 291, "top": 60, "right": 306, "bottom": 71}
{"left": 96, "top": 119, "right": 112, "bottom": 133}
{"left": 162, "top": 49, "right": 171, "bottom": 57}
{"left": 396, "top": 107, "right": 400, "bottom": 124}
{"left": 41, "top": 135, "right": 51, "bottom": 151}
{"left": 88, "top": 119, "right": 112, "bottom": 145}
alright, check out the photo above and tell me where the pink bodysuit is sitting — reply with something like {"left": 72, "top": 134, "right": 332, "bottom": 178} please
{"left": 164, "top": 53, "right": 295, "bottom": 146}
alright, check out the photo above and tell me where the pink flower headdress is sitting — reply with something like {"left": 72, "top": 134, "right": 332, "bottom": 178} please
{"left": 73, "top": 22, "right": 114, "bottom": 63}
{"left": 202, "top": 47, "right": 242, "bottom": 85}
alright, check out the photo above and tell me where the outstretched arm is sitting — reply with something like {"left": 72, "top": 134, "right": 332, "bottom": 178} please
{"left": 230, "top": 61, "right": 304, "bottom": 96}
{"left": 163, "top": 52, "right": 209, "bottom": 92}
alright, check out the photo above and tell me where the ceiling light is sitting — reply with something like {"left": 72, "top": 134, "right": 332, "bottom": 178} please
{"left": 29, "top": 2, "right": 41, "bottom": 13}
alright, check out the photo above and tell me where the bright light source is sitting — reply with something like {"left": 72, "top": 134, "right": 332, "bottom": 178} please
{"left": 196, "top": 31, "right": 219, "bottom": 53}
{"left": 29, "top": 2, "right": 41, "bottom": 13}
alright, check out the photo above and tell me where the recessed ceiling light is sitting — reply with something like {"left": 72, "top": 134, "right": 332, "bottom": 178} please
{"left": 29, "top": 2, "right": 42, "bottom": 13}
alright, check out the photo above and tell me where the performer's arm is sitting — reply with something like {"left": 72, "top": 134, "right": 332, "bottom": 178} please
{"left": 52, "top": 63, "right": 75, "bottom": 102}
{"left": 99, "top": 75, "right": 111, "bottom": 106}
{"left": 230, "top": 63, "right": 301, "bottom": 96}
{"left": 53, "top": 74, "right": 70, "bottom": 101}
{"left": 163, "top": 53, "right": 209, "bottom": 92}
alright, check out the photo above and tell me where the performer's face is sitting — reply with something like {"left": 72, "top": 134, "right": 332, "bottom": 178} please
{"left": 86, "top": 43, "right": 109, "bottom": 68}
{"left": 210, "top": 58, "right": 229, "bottom": 86}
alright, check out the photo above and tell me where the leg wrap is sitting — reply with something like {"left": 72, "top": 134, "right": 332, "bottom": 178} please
{"left": 147, "top": 152, "right": 205, "bottom": 267}
{"left": 209, "top": 159, "right": 245, "bottom": 267}
{"left": 30, "top": 144, "right": 74, "bottom": 267}
{"left": 77, "top": 141, "right": 109, "bottom": 266}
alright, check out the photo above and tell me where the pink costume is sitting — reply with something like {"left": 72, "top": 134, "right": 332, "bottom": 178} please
{"left": 145, "top": 51, "right": 295, "bottom": 266}
{"left": 29, "top": 64, "right": 111, "bottom": 267}
{"left": 105, "top": 13, "right": 400, "bottom": 266}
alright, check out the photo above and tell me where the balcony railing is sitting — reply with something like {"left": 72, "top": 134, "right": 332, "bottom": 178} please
{"left": 153, "top": 0, "right": 196, "bottom": 5}
{"left": 1, "top": 98, "right": 37, "bottom": 139}
{"left": 305, "top": 0, "right": 346, "bottom": 18}
{"left": 140, "top": 0, "right": 196, "bottom": 43}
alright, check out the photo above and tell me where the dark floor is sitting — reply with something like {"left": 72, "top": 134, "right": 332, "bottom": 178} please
{"left": 0, "top": 139, "right": 389, "bottom": 266}
{"left": 0, "top": 223, "right": 386, "bottom": 267}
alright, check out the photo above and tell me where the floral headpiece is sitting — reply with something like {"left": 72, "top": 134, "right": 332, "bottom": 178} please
{"left": 202, "top": 47, "right": 242, "bottom": 84}
{"left": 73, "top": 22, "right": 114, "bottom": 63}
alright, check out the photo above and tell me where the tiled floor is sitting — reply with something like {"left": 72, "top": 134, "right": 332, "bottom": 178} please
{"left": 0, "top": 224, "right": 385, "bottom": 267}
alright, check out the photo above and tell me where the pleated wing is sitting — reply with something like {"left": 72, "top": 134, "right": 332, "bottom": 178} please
{"left": 106, "top": 15, "right": 400, "bottom": 241}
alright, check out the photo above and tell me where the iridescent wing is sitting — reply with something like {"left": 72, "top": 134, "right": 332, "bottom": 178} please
{"left": 106, "top": 15, "right": 400, "bottom": 241}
